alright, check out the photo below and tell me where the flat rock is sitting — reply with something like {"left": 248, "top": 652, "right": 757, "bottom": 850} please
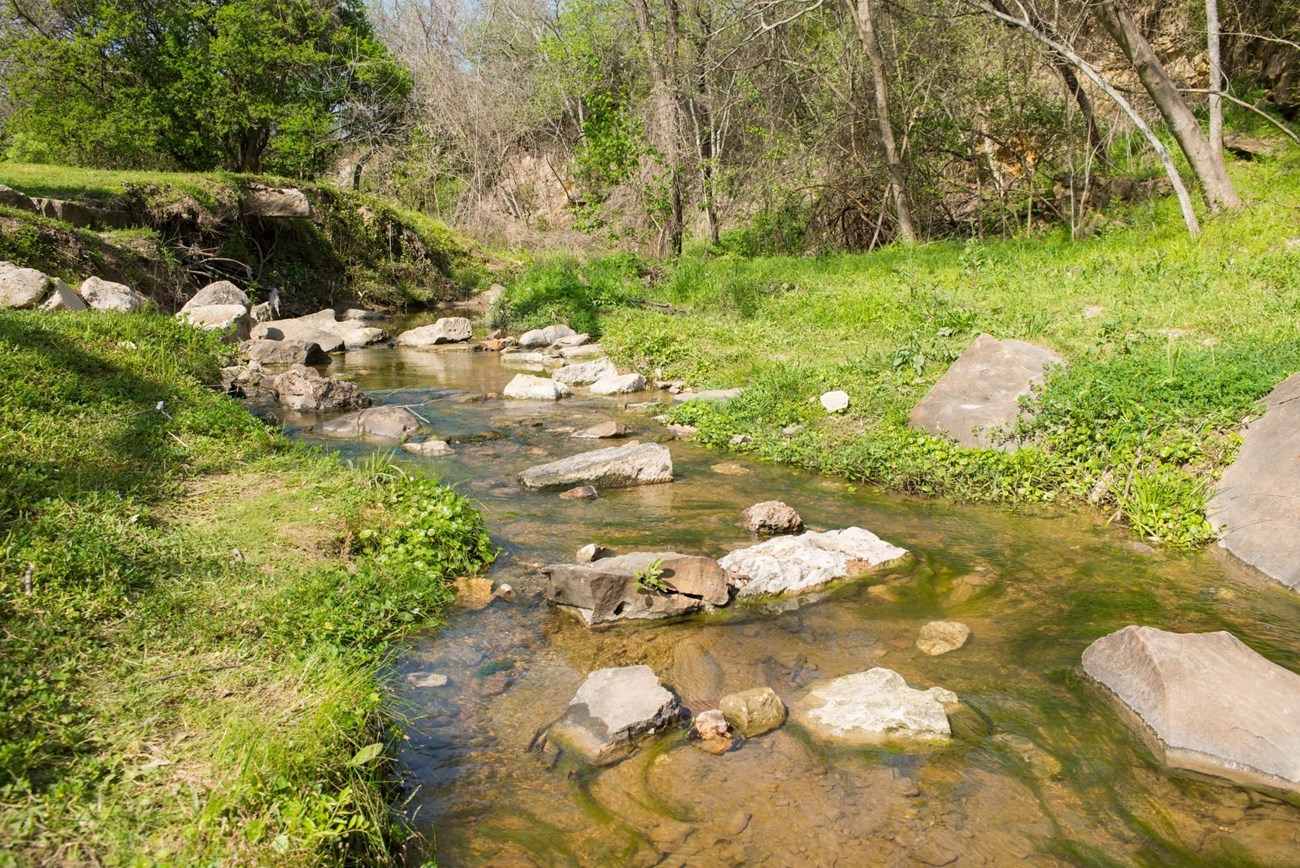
{"left": 252, "top": 311, "right": 347, "bottom": 353}
{"left": 314, "top": 406, "right": 425, "bottom": 444}
{"left": 742, "top": 501, "right": 803, "bottom": 535}
{"left": 239, "top": 339, "right": 329, "bottom": 366}
{"left": 792, "top": 668, "right": 958, "bottom": 745}
{"left": 80, "top": 277, "right": 148, "bottom": 312}
{"left": 552, "top": 333, "right": 590, "bottom": 348}
{"left": 503, "top": 373, "right": 572, "bottom": 401}
{"left": 402, "top": 439, "right": 452, "bottom": 456}
{"left": 519, "top": 442, "right": 673, "bottom": 490}
{"left": 182, "top": 280, "right": 248, "bottom": 311}
{"left": 41, "top": 279, "right": 87, "bottom": 312}
{"left": 274, "top": 364, "right": 369, "bottom": 412}
{"left": 395, "top": 317, "right": 472, "bottom": 347}
{"left": 339, "top": 308, "right": 389, "bottom": 322}
{"left": 0, "top": 262, "right": 50, "bottom": 309}
{"left": 554, "top": 358, "right": 618, "bottom": 386}
{"left": 820, "top": 390, "right": 850, "bottom": 413}
{"left": 574, "top": 421, "right": 632, "bottom": 439}
{"left": 1082, "top": 626, "right": 1300, "bottom": 792}
{"left": 179, "top": 304, "right": 250, "bottom": 338}
{"left": 672, "top": 388, "right": 744, "bottom": 404}
{"left": 720, "top": 687, "right": 787, "bottom": 737}
{"left": 560, "top": 343, "right": 604, "bottom": 359}
{"left": 1209, "top": 373, "right": 1300, "bottom": 592}
{"left": 917, "top": 621, "right": 971, "bottom": 656}
{"left": 542, "top": 552, "right": 719, "bottom": 626}
{"left": 720, "top": 527, "right": 908, "bottom": 598}
{"left": 342, "top": 326, "right": 387, "bottom": 349}
{"left": 909, "top": 333, "right": 1064, "bottom": 450}
{"left": 591, "top": 372, "right": 647, "bottom": 395}
{"left": 546, "top": 665, "right": 683, "bottom": 765}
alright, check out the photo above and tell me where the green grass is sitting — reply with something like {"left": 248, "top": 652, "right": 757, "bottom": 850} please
{"left": 0, "top": 312, "right": 495, "bottom": 863}
{"left": 502, "top": 145, "right": 1300, "bottom": 546}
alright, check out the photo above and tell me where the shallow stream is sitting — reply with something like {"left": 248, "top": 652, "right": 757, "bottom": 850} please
{"left": 275, "top": 344, "right": 1300, "bottom": 867}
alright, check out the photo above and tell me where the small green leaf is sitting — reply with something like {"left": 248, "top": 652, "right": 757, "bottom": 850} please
{"left": 348, "top": 742, "right": 384, "bottom": 767}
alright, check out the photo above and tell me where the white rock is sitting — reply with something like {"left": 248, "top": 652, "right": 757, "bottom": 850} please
{"left": 181, "top": 280, "right": 248, "bottom": 311}
{"left": 80, "top": 277, "right": 148, "bottom": 312}
{"left": 916, "top": 621, "right": 971, "bottom": 656}
{"left": 820, "top": 390, "right": 850, "bottom": 413}
{"left": 554, "top": 358, "right": 618, "bottom": 386}
{"left": 520, "top": 324, "right": 577, "bottom": 347}
{"left": 503, "top": 374, "right": 572, "bottom": 401}
{"left": 590, "top": 372, "right": 647, "bottom": 395}
{"left": 402, "top": 439, "right": 453, "bottom": 456}
{"left": 561, "top": 343, "right": 605, "bottom": 359}
{"left": 720, "top": 527, "right": 908, "bottom": 598}
{"left": 0, "top": 262, "right": 49, "bottom": 309}
{"left": 520, "top": 442, "right": 673, "bottom": 490}
{"left": 40, "top": 279, "right": 87, "bottom": 312}
{"left": 180, "top": 304, "right": 250, "bottom": 338}
{"left": 793, "top": 668, "right": 957, "bottom": 745}
{"left": 395, "top": 317, "right": 472, "bottom": 347}
{"left": 552, "top": 333, "right": 590, "bottom": 348}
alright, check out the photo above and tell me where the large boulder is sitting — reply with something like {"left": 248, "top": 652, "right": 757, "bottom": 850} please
{"left": 0, "top": 262, "right": 50, "bottom": 309}
{"left": 503, "top": 373, "right": 572, "bottom": 401}
{"left": 520, "top": 442, "right": 673, "bottom": 490}
{"left": 395, "top": 318, "right": 472, "bottom": 347}
{"left": 545, "top": 665, "right": 683, "bottom": 765}
{"left": 553, "top": 358, "right": 618, "bottom": 386}
{"left": 1208, "top": 373, "right": 1300, "bottom": 592}
{"left": 273, "top": 364, "right": 370, "bottom": 412}
{"left": 181, "top": 281, "right": 249, "bottom": 311}
{"left": 542, "top": 552, "right": 725, "bottom": 626}
{"left": 252, "top": 309, "right": 385, "bottom": 354}
{"left": 41, "top": 279, "right": 87, "bottom": 312}
{"left": 239, "top": 338, "right": 330, "bottom": 366}
{"left": 314, "top": 406, "right": 424, "bottom": 443}
{"left": 909, "top": 334, "right": 1064, "bottom": 450}
{"left": 719, "top": 527, "right": 908, "bottom": 599}
{"left": 241, "top": 185, "right": 310, "bottom": 218}
{"left": 80, "top": 277, "right": 148, "bottom": 312}
{"left": 792, "top": 669, "right": 958, "bottom": 745}
{"left": 342, "top": 326, "right": 388, "bottom": 349}
{"left": 519, "top": 324, "right": 577, "bottom": 348}
{"left": 179, "top": 304, "right": 250, "bottom": 339}
{"left": 1082, "top": 626, "right": 1300, "bottom": 792}
{"left": 590, "top": 372, "right": 647, "bottom": 395}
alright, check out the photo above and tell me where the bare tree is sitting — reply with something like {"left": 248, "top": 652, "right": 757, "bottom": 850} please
{"left": 630, "top": 0, "right": 689, "bottom": 256}
{"left": 1206, "top": 0, "right": 1224, "bottom": 161}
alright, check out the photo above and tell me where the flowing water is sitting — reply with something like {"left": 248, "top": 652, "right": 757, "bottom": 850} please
{"left": 273, "top": 344, "right": 1300, "bottom": 867}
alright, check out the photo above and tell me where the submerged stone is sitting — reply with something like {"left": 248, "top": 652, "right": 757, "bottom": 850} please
{"left": 546, "top": 665, "right": 683, "bottom": 765}
{"left": 792, "top": 668, "right": 958, "bottom": 745}
{"left": 720, "top": 687, "right": 787, "bottom": 737}
{"left": 916, "top": 621, "right": 971, "bottom": 656}
{"left": 519, "top": 442, "right": 673, "bottom": 490}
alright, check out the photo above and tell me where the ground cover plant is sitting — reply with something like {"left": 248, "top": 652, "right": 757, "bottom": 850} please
{"left": 0, "top": 312, "right": 494, "bottom": 863}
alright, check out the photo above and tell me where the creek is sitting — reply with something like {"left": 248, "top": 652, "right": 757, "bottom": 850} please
{"left": 272, "top": 344, "right": 1300, "bottom": 866}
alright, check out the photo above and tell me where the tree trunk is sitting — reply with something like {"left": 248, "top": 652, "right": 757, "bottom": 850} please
{"left": 851, "top": 0, "right": 917, "bottom": 243}
{"left": 1206, "top": 0, "right": 1224, "bottom": 161}
{"left": 631, "top": 0, "right": 686, "bottom": 257}
{"left": 1097, "top": 1, "right": 1240, "bottom": 211}
{"left": 1053, "top": 58, "right": 1108, "bottom": 168}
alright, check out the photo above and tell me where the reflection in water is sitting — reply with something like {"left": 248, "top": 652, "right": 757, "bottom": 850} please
{"left": 272, "top": 346, "right": 1300, "bottom": 866}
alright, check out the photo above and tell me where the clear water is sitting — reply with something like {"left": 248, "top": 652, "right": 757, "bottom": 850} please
{"left": 273, "top": 345, "right": 1300, "bottom": 866}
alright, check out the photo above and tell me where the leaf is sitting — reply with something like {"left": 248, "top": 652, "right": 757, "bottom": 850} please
{"left": 348, "top": 742, "right": 384, "bottom": 767}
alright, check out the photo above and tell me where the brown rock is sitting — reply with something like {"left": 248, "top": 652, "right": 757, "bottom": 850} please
{"left": 574, "top": 421, "right": 632, "bottom": 439}
{"left": 742, "top": 501, "right": 804, "bottom": 535}
{"left": 560, "top": 485, "right": 599, "bottom": 500}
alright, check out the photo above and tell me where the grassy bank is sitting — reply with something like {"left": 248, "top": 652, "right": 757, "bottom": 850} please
{"left": 0, "top": 312, "right": 495, "bottom": 863}
{"left": 498, "top": 148, "right": 1300, "bottom": 547}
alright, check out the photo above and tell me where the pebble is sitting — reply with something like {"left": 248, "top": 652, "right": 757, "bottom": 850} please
{"left": 559, "top": 485, "right": 599, "bottom": 500}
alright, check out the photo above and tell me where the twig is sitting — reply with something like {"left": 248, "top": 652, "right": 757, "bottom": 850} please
{"left": 1178, "top": 88, "right": 1300, "bottom": 146}
{"left": 168, "top": 431, "right": 191, "bottom": 449}
{"left": 23, "top": 563, "right": 33, "bottom": 595}
{"left": 141, "top": 662, "right": 245, "bottom": 686}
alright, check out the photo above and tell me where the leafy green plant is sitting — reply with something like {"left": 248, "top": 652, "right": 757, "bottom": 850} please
{"left": 634, "top": 558, "right": 669, "bottom": 593}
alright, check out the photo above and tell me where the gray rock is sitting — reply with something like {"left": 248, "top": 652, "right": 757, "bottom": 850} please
{"left": 339, "top": 308, "right": 389, "bottom": 322}
{"left": 720, "top": 527, "right": 908, "bottom": 598}
{"left": 314, "top": 406, "right": 425, "bottom": 444}
{"left": 742, "top": 501, "right": 803, "bottom": 535}
{"left": 274, "top": 364, "right": 370, "bottom": 412}
{"left": 241, "top": 184, "right": 310, "bottom": 218}
{"left": 720, "top": 687, "right": 787, "bottom": 737}
{"left": 519, "top": 442, "right": 673, "bottom": 490}
{"left": 542, "top": 552, "right": 717, "bottom": 626}
{"left": 792, "top": 668, "right": 958, "bottom": 745}
{"left": 252, "top": 309, "right": 384, "bottom": 353}
{"left": 395, "top": 317, "right": 472, "bottom": 347}
{"left": 503, "top": 373, "right": 572, "bottom": 401}
{"left": 520, "top": 324, "right": 577, "bottom": 348}
{"left": 560, "top": 343, "right": 605, "bottom": 359}
{"left": 1209, "top": 373, "right": 1300, "bottom": 592}
{"left": 554, "top": 358, "right": 618, "bottom": 386}
{"left": 909, "top": 334, "right": 1064, "bottom": 450}
{"left": 916, "top": 621, "right": 971, "bottom": 656}
{"left": 546, "top": 665, "right": 683, "bottom": 765}
{"left": 182, "top": 280, "right": 248, "bottom": 311}
{"left": 672, "top": 388, "right": 745, "bottom": 404}
{"left": 239, "top": 339, "right": 329, "bottom": 366}
{"left": 591, "top": 372, "right": 647, "bottom": 395}
{"left": 179, "top": 304, "right": 250, "bottom": 339}
{"left": 342, "top": 326, "right": 387, "bottom": 349}
{"left": 574, "top": 421, "right": 632, "bottom": 439}
{"left": 402, "top": 439, "right": 453, "bottom": 456}
{"left": 1082, "top": 626, "right": 1300, "bottom": 792}
{"left": 552, "top": 333, "right": 590, "bottom": 348}
{"left": 820, "top": 390, "right": 850, "bottom": 413}
{"left": 0, "top": 184, "right": 36, "bottom": 212}
{"left": 576, "top": 543, "right": 608, "bottom": 563}
{"left": 41, "top": 279, "right": 87, "bottom": 312}
{"left": 0, "top": 262, "right": 50, "bottom": 309}
{"left": 80, "top": 277, "right": 148, "bottom": 312}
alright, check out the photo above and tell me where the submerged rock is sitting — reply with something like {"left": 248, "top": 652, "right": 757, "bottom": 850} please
{"left": 553, "top": 358, "right": 618, "bottom": 386}
{"left": 792, "top": 668, "right": 958, "bottom": 745}
{"left": 742, "top": 501, "right": 804, "bottom": 536}
{"left": 402, "top": 439, "right": 453, "bottom": 456}
{"left": 909, "top": 333, "right": 1064, "bottom": 450}
{"left": 542, "top": 552, "right": 725, "bottom": 626}
{"left": 916, "top": 621, "right": 971, "bottom": 656}
{"left": 560, "top": 485, "right": 599, "bottom": 500}
{"left": 503, "top": 373, "right": 572, "bottom": 401}
{"left": 720, "top": 527, "right": 908, "bottom": 599}
{"left": 671, "top": 641, "right": 726, "bottom": 703}
{"left": 395, "top": 317, "right": 472, "bottom": 347}
{"left": 314, "top": 405, "right": 425, "bottom": 444}
{"left": 1082, "top": 626, "right": 1300, "bottom": 792}
{"left": 720, "top": 687, "right": 787, "bottom": 737}
{"left": 574, "top": 421, "right": 632, "bottom": 439}
{"left": 519, "top": 442, "right": 673, "bottom": 490}
{"left": 274, "top": 364, "right": 370, "bottom": 411}
{"left": 80, "top": 276, "right": 148, "bottom": 312}
{"left": 1209, "top": 372, "right": 1300, "bottom": 593}
{"left": 590, "top": 372, "right": 647, "bottom": 395}
{"left": 546, "top": 665, "right": 683, "bottom": 765}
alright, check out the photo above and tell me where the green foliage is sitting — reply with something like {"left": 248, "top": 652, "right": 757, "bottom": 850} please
{"left": 495, "top": 253, "right": 646, "bottom": 336}
{"left": 633, "top": 557, "right": 668, "bottom": 592}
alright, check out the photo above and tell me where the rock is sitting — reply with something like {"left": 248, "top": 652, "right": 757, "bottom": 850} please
{"left": 666, "top": 424, "right": 698, "bottom": 438}
{"left": 673, "top": 388, "right": 744, "bottom": 404}
{"left": 909, "top": 334, "right": 1064, "bottom": 450}
{"left": 503, "top": 374, "right": 572, "bottom": 401}
{"left": 792, "top": 668, "right": 958, "bottom": 745}
{"left": 406, "top": 672, "right": 450, "bottom": 689}
{"left": 542, "top": 552, "right": 718, "bottom": 626}
{"left": 560, "top": 485, "right": 599, "bottom": 500}
{"left": 712, "top": 462, "right": 751, "bottom": 476}
{"left": 552, "top": 333, "right": 590, "bottom": 348}
{"left": 179, "top": 304, "right": 250, "bottom": 338}
{"left": 239, "top": 338, "right": 330, "bottom": 366}
{"left": 560, "top": 343, "right": 604, "bottom": 359}
{"left": 395, "top": 318, "right": 473, "bottom": 347}
{"left": 520, "top": 442, "right": 673, "bottom": 490}
{"left": 916, "top": 621, "right": 971, "bottom": 656}
{"left": 241, "top": 184, "right": 311, "bottom": 218}
{"left": 991, "top": 733, "right": 1063, "bottom": 779}
{"left": 477, "top": 337, "right": 516, "bottom": 352}
{"left": 273, "top": 364, "right": 370, "bottom": 412}
{"left": 519, "top": 324, "right": 577, "bottom": 347}
{"left": 1082, "top": 626, "right": 1300, "bottom": 792}
{"left": 820, "top": 390, "right": 850, "bottom": 413}
{"left": 342, "top": 327, "right": 387, "bottom": 349}
{"left": 729, "top": 434, "right": 752, "bottom": 446}
{"left": 0, "top": 184, "right": 36, "bottom": 212}
{"left": 576, "top": 544, "right": 608, "bottom": 563}
{"left": 0, "top": 262, "right": 50, "bottom": 309}
{"left": 1209, "top": 373, "right": 1300, "bottom": 592}
{"left": 402, "top": 439, "right": 453, "bottom": 456}
{"left": 40, "top": 279, "right": 87, "bottom": 312}
{"left": 546, "top": 665, "right": 683, "bottom": 765}
{"left": 251, "top": 311, "right": 346, "bottom": 353}
{"left": 720, "top": 687, "right": 787, "bottom": 737}
{"left": 314, "top": 406, "right": 425, "bottom": 444}
{"left": 492, "top": 583, "right": 517, "bottom": 602}
{"left": 250, "top": 302, "right": 273, "bottom": 323}
{"left": 574, "top": 421, "right": 632, "bottom": 439}
{"left": 720, "top": 527, "right": 908, "bottom": 598}
{"left": 590, "top": 372, "right": 647, "bottom": 395}
{"left": 553, "top": 358, "right": 618, "bottom": 386}
{"left": 33, "top": 198, "right": 98, "bottom": 227}
{"left": 80, "top": 277, "right": 148, "bottom": 312}
{"left": 338, "top": 308, "right": 388, "bottom": 322}
{"left": 741, "top": 501, "right": 803, "bottom": 535}
{"left": 691, "top": 709, "right": 734, "bottom": 754}
{"left": 181, "top": 280, "right": 249, "bottom": 311}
